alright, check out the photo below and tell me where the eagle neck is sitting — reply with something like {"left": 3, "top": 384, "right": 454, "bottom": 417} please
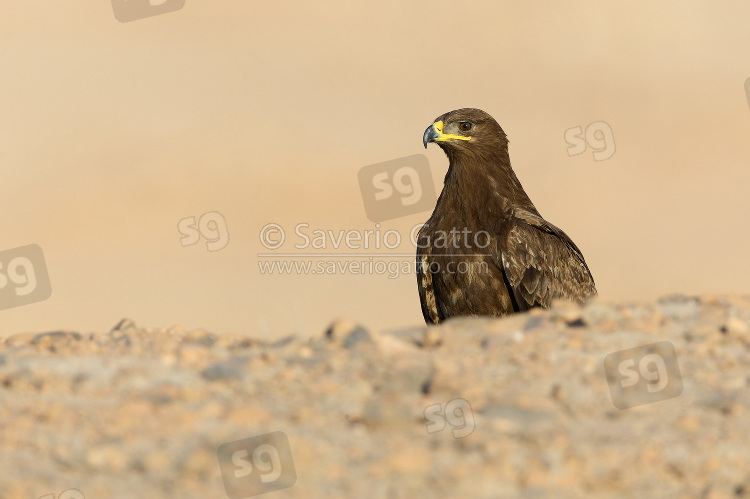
{"left": 440, "top": 151, "right": 539, "bottom": 227}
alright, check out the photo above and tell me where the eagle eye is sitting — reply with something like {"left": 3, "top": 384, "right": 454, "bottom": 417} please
{"left": 459, "top": 122, "right": 473, "bottom": 132}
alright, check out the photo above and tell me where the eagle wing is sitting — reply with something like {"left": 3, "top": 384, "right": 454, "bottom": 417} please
{"left": 498, "top": 208, "right": 596, "bottom": 311}
{"left": 416, "top": 243, "right": 441, "bottom": 324}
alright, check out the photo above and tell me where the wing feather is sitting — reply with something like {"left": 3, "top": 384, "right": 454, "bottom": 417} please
{"left": 416, "top": 247, "right": 441, "bottom": 324}
{"left": 499, "top": 209, "right": 596, "bottom": 310}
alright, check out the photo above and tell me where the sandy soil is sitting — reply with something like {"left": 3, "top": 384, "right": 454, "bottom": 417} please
{"left": 2, "top": 295, "right": 750, "bottom": 498}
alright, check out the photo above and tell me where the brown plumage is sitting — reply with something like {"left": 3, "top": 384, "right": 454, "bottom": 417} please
{"left": 417, "top": 108, "right": 596, "bottom": 324}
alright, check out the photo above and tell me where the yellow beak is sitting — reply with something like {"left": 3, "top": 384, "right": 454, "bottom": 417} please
{"left": 423, "top": 121, "right": 472, "bottom": 148}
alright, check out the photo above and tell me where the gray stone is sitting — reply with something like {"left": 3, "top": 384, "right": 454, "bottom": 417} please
{"left": 343, "top": 327, "right": 373, "bottom": 349}
{"left": 200, "top": 356, "right": 249, "bottom": 381}
{"left": 111, "top": 318, "right": 137, "bottom": 332}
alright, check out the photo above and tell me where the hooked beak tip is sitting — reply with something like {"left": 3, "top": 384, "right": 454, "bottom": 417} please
{"left": 423, "top": 123, "right": 439, "bottom": 149}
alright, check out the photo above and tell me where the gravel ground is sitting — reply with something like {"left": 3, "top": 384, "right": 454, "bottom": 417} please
{"left": 2, "top": 295, "right": 750, "bottom": 499}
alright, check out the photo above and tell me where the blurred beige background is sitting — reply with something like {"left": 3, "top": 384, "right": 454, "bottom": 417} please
{"left": 2, "top": 2, "right": 749, "bottom": 339}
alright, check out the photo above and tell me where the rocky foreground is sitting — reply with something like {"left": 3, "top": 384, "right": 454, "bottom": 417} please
{"left": 2, "top": 296, "right": 750, "bottom": 498}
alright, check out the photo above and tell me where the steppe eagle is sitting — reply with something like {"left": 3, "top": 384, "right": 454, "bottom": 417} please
{"left": 417, "top": 108, "right": 597, "bottom": 324}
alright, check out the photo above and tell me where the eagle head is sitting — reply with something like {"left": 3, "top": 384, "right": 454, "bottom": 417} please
{"left": 423, "top": 108, "right": 508, "bottom": 158}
